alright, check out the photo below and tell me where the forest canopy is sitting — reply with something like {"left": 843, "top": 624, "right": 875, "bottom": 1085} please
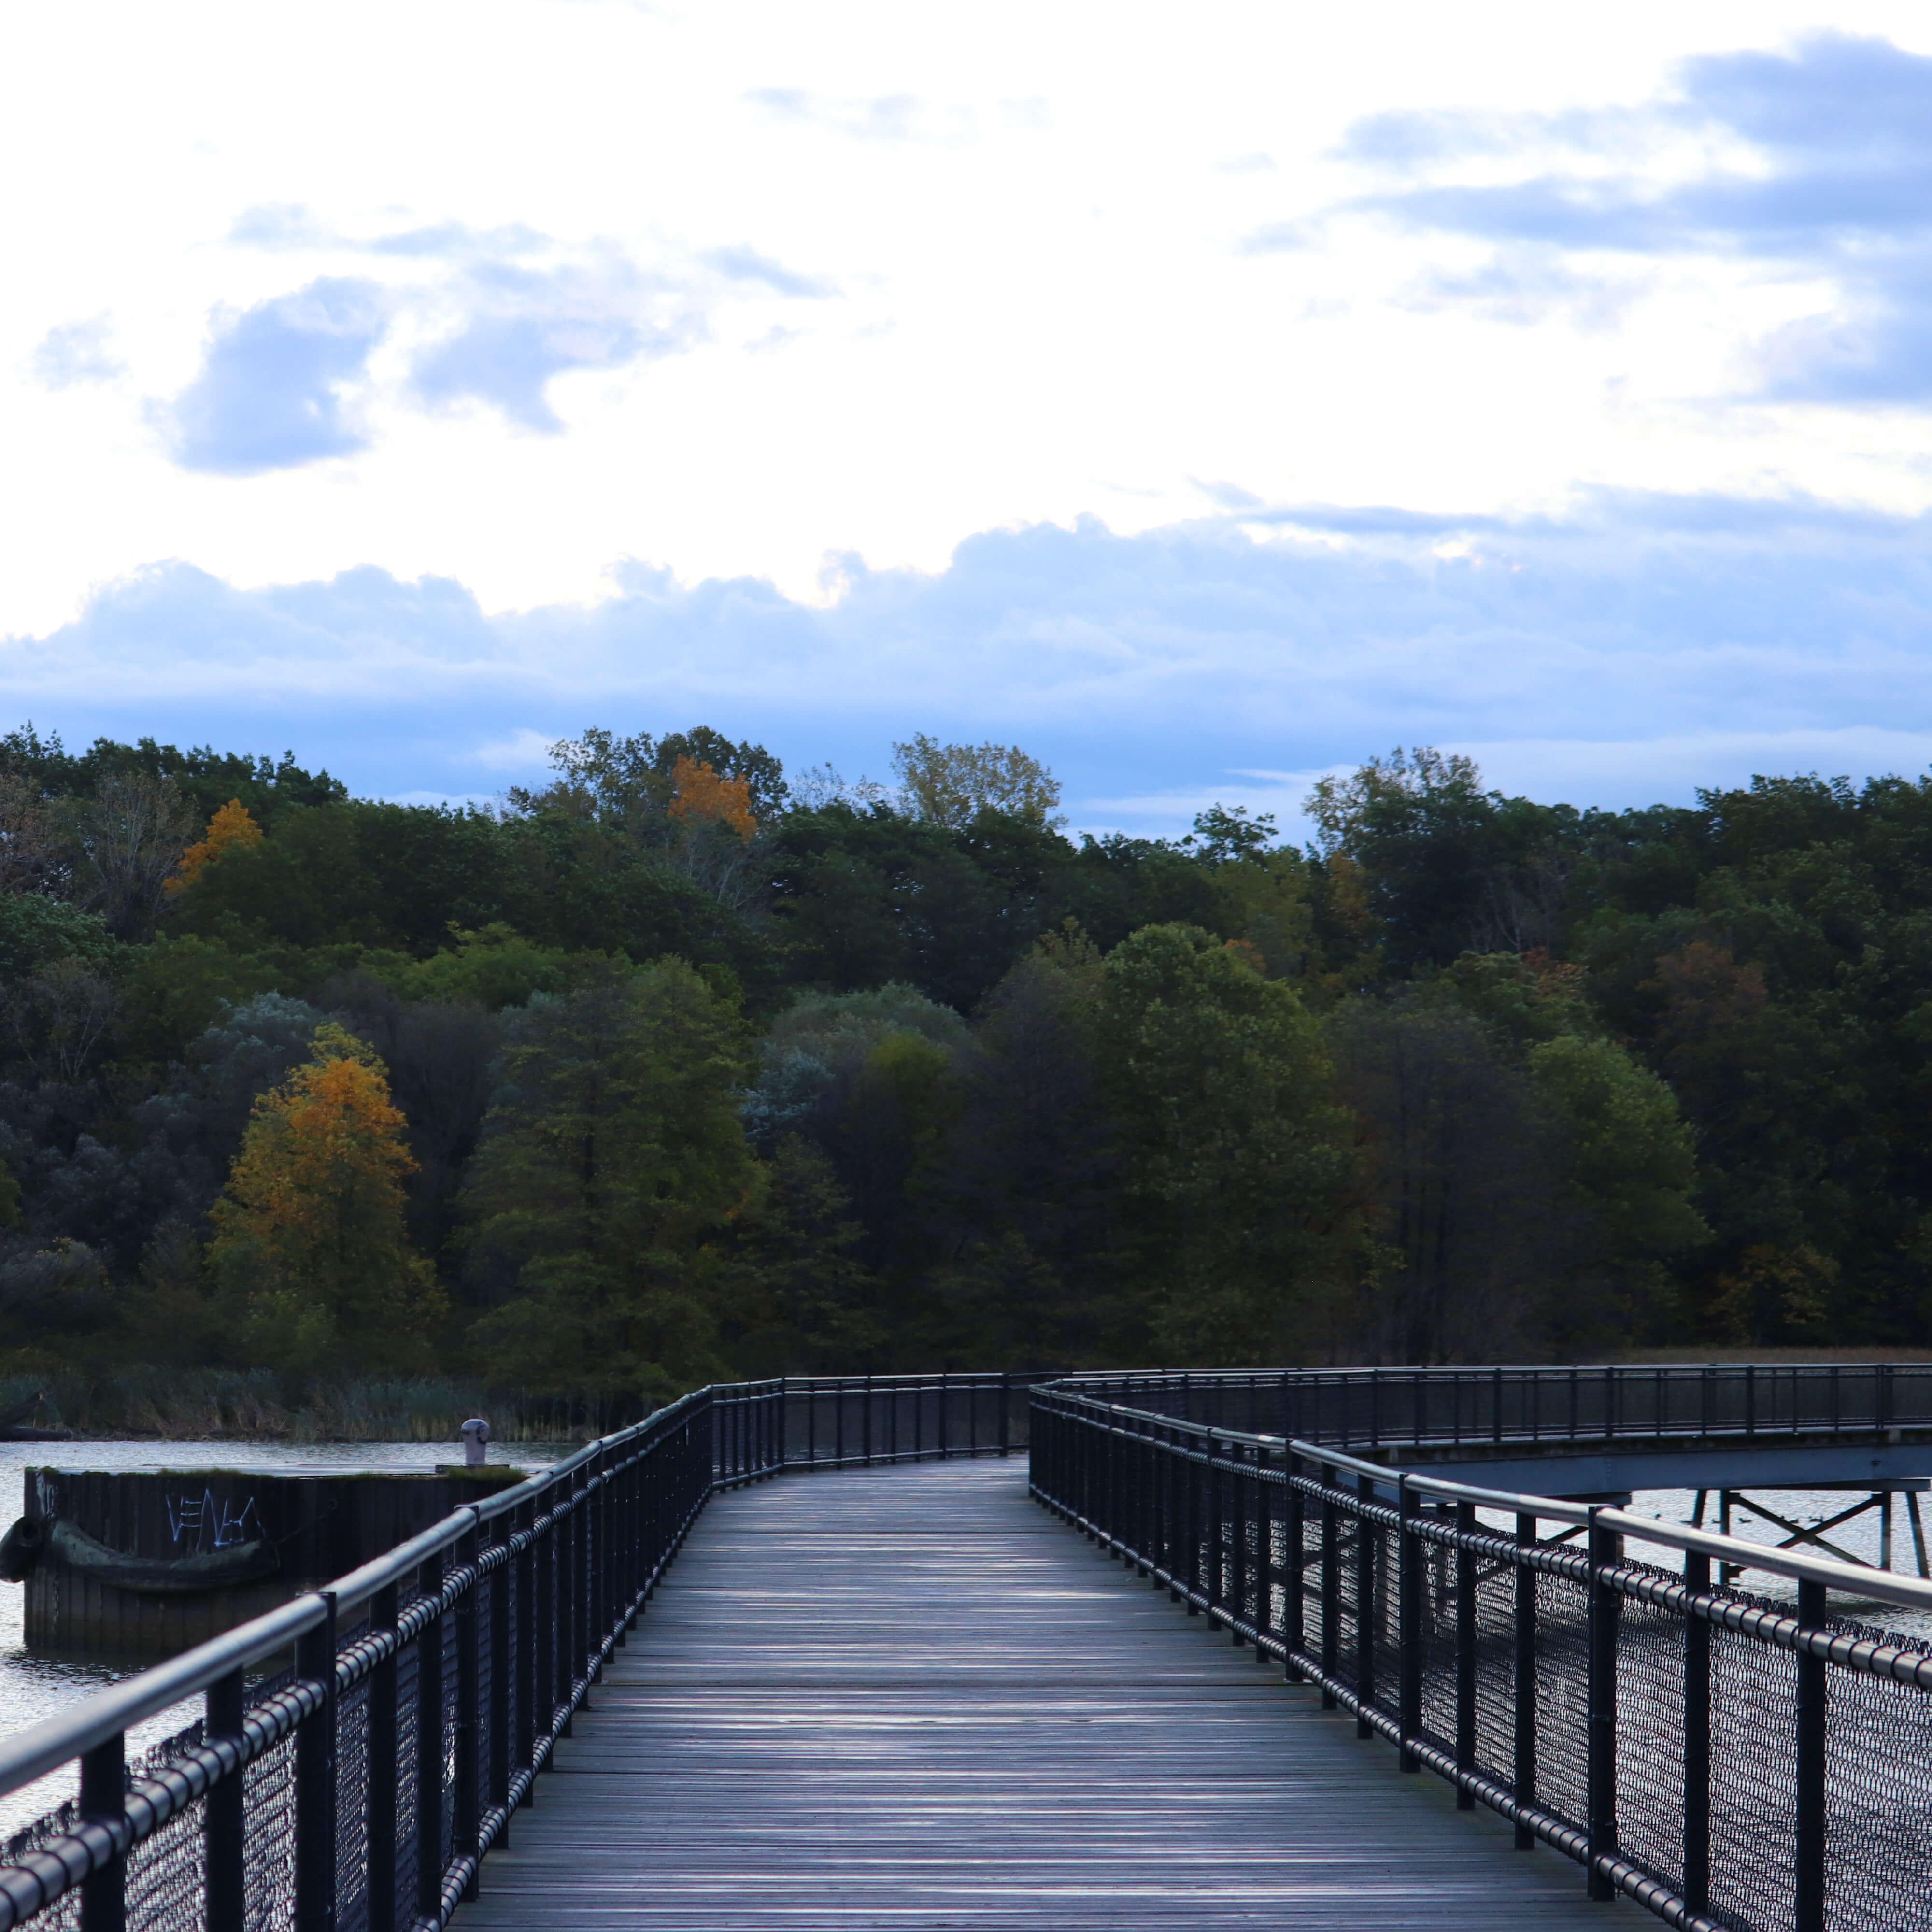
{"left": 0, "top": 720, "right": 1922, "bottom": 1416}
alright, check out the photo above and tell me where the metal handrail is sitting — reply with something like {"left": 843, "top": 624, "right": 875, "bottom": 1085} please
{"left": 1070, "top": 1393, "right": 1932, "bottom": 1609}
{"left": 1059, "top": 1360, "right": 1932, "bottom": 1453}
{"left": 1057, "top": 1386, "right": 1932, "bottom": 1610}
{"left": 0, "top": 1369, "right": 1028, "bottom": 1932}
{"left": 1029, "top": 1378, "right": 1932, "bottom": 1932}
{"left": 0, "top": 1595, "right": 328, "bottom": 1795}
{"left": 9, "top": 1358, "right": 1928, "bottom": 1932}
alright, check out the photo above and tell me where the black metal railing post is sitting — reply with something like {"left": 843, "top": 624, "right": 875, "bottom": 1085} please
{"left": 1284, "top": 1450, "right": 1305, "bottom": 1682}
{"left": 1320, "top": 1470, "right": 1339, "bottom": 1707}
{"left": 1356, "top": 1473, "right": 1377, "bottom": 1736}
{"left": 295, "top": 1592, "right": 338, "bottom": 1932}
{"left": 614, "top": 1451, "right": 634, "bottom": 1646}
{"left": 587, "top": 1454, "right": 606, "bottom": 1684}
{"left": 1513, "top": 1511, "right": 1536, "bottom": 1851}
{"left": 1251, "top": 1441, "right": 1273, "bottom": 1655}
{"left": 1455, "top": 1500, "right": 1477, "bottom": 1809}
{"left": 1206, "top": 1434, "right": 1224, "bottom": 1629}
{"left": 559, "top": 1482, "right": 581, "bottom": 1732}
{"left": 1795, "top": 1577, "right": 1827, "bottom": 1932}
{"left": 1398, "top": 1478, "right": 1421, "bottom": 1771}
{"left": 206, "top": 1667, "right": 247, "bottom": 1932}
{"left": 1184, "top": 1429, "right": 1202, "bottom": 1615}
{"left": 530, "top": 1496, "right": 552, "bottom": 1788}
{"left": 1129, "top": 1416, "right": 1146, "bottom": 1586}
{"left": 415, "top": 1560, "right": 446, "bottom": 1929}
{"left": 1586, "top": 1509, "right": 1619, "bottom": 1901}
{"left": 1164, "top": 1421, "right": 1183, "bottom": 1602}
{"left": 1683, "top": 1550, "right": 1711, "bottom": 1912}
{"left": 77, "top": 1733, "right": 125, "bottom": 1932}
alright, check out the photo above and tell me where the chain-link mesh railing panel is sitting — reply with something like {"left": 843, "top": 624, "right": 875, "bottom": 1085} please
{"left": 1261, "top": 1507, "right": 1283, "bottom": 1640}
{"left": 474, "top": 1574, "right": 494, "bottom": 1818}
{"left": 242, "top": 1730, "right": 297, "bottom": 1932}
{"left": 1611, "top": 1573, "right": 1688, "bottom": 1898}
{"left": 333, "top": 1673, "right": 370, "bottom": 1932}
{"left": 122, "top": 1790, "right": 205, "bottom": 1932}
{"left": 1299, "top": 1496, "right": 1326, "bottom": 1664}
{"left": 1473, "top": 1554, "right": 1518, "bottom": 1787}
{"left": 0, "top": 1795, "right": 84, "bottom": 1932}
{"left": 1236, "top": 1479, "right": 1262, "bottom": 1634}
{"left": 1417, "top": 1536, "right": 1460, "bottom": 1754}
{"left": 502, "top": 1562, "right": 518, "bottom": 1792}
{"left": 1332, "top": 1515, "right": 1363, "bottom": 1699}
{"left": 1534, "top": 1571, "right": 1591, "bottom": 1833}
{"left": 393, "top": 1627, "right": 422, "bottom": 1921}
{"left": 439, "top": 1611, "right": 457, "bottom": 1876}
{"left": 1707, "top": 1608, "right": 1798, "bottom": 1932}
{"left": 1368, "top": 1520, "right": 1399, "bottom": 1719}
{"left": 0, "top": 1712, "right": 228, "bottom": 1932}
{"left": 1819, "top": 1616, "right": 1932, "bottom": 1932}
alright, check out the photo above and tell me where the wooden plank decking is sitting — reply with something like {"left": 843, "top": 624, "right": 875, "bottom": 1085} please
{"left": 463, "top": 1459, "right": 1629, "bottom": 1929}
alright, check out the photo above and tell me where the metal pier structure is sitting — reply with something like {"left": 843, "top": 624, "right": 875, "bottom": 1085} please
{"left": 3, "top": 1365, "right": 1932, "bottom": 1932}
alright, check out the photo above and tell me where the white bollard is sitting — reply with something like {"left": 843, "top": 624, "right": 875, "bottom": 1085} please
{"left": 461, "top": 1417, "right": 491, "bottom": 1467}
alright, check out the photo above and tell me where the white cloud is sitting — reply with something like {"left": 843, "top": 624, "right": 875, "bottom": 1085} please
{"left": 466, "top": 728, "right": 557, "bottom": 772}
{"left": 9, "top": 492, "right": 1932, "bottom": 835}
{"left": 9, "top": 0, "right": 1932, "bottom": 796}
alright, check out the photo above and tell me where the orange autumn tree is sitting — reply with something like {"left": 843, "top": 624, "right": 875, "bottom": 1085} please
{"left": 208, "top": 1024, "right": 445, "bottom": 1370}
{"left": 166, "top": 798, "right": 263, "bottom": 895}
{"left": 668, "top": 756, "right": 756, "bottom": 840}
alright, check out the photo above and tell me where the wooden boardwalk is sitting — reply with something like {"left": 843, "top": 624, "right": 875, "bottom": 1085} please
{"left": 464, "top": 1460, "right": 1629, "bottom": 1929}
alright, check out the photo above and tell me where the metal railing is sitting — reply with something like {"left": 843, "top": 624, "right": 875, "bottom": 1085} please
{"left": 0, "top": 1372, "right": 1025, "bottom": 1932}
{"left": 1030, "top": 1382, "right": 1932, "bottom": 1932}
{"left": 1062, "top": 1361, "right": 1932, "bottom": 1454}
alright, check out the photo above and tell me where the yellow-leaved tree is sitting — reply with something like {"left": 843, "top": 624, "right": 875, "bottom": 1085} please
{"left": 668, "top": 755, "right": 756, "bottom": 839}
{"left": 208, "top": 1023, "right": 445, "bottom": 1371}
{"left": 166, "top": 798, "right": 264, "bottom": 895}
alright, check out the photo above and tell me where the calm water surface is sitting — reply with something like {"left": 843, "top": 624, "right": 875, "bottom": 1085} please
{"left": 0, "top": 1438, "right": 569, "bottom": 1839}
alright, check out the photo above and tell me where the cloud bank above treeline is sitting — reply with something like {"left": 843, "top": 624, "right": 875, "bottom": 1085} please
{"left": 7, "top": 491, "right": 1932, "bottom": 838}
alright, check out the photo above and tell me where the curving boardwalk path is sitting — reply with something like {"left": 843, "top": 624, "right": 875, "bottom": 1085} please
{"left": 463, "top": 1459, "right": 1628, "bottom": 1930}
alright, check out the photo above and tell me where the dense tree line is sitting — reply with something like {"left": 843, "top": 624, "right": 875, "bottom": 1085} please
{"left": 0, "top": 721, "right": 1917, "bottom": 1412}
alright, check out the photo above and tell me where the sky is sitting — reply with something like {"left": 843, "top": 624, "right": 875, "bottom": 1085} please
{"left": 7, "top": 2, "right": 1932, "bottom": 837}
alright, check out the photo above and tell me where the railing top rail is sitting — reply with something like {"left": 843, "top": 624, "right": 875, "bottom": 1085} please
{"left": 0, "top": 1382, "right": 724, "bottom": 1802}
{"left": 1592, "top": 1506, "right": 1932, "bottom": 1612}
{"left": 1035, "top": 1383, "right": 1932, "bottom": 1615}
{"left": 1056, "top": 1359, "right": 1932, "bottom": 1380}
{"left": 0, "top": 1591, "right": 327, "bottom": 1792}
{"left": 777, "top": 1370, "right": 1032, "bottom": 1383}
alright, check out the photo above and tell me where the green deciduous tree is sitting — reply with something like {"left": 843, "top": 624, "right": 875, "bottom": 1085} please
{"left": 461, "top": 959, "right": 755, "bottom": 1405}
{"left": 1099, "top": 924, "right": 1360, "bottom": 1362}
{"left": 891, "top": 735, "right": 1063, "bottom": 829}
{"left": 1528, "top": 1031, "right": 1708, "bottom": 1346}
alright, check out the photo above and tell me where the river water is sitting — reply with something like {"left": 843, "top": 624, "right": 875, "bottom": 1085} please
{"left": 0, "top": 1438, "right": 570, "bottom": 1839}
